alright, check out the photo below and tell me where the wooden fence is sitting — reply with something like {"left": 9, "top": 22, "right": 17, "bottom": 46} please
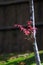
{"left": 0, "top": 0, "right": 43, "bottom": 53}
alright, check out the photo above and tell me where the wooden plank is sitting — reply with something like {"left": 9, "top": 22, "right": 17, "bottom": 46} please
{"left": 0, "top": 23, "right": 43, "bottom": 31}
{"left": 0, "top": 0, "right": 29, "bottom": 5}
{"left": 0, "top": 0, "right": 41, "bottom": 6}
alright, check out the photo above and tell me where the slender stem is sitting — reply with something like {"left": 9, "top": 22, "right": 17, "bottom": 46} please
{"left": 29, "top": 0, "right": 41, "bottom": 65}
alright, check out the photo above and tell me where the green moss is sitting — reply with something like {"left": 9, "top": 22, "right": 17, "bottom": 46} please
{"left": 0, "top": 50, "right": 43, "bottom": 65}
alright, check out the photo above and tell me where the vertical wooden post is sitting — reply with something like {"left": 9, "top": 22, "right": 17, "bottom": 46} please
{"left": 29, "top": 0, "right": 41, "bottom": 65}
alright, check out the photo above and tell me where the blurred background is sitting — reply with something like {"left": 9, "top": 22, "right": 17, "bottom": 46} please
{"left": 0, "top": 0, "right": 43, "bottom": 53}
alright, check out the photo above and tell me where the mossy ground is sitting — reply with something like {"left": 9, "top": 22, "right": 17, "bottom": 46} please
{"left": 0, "top": 50, "right": 43, "bottom": 65}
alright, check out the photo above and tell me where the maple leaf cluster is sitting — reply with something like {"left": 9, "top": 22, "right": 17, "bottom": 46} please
{"left": 14, "top": 21, "right": 36, "bottom": 41}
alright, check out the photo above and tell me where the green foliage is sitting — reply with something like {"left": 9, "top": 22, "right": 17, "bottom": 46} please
{"left": 0, "top": 50, "right": 43, "bottom": 65}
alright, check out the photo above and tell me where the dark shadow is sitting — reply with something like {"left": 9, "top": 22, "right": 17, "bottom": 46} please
{"left": 40, "top": 53, "right": 43, "bottom": 63}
